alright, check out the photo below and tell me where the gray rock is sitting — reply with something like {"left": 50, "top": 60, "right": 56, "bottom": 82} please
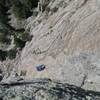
{"left": 1, "top": 0, "right": 100, "bottom": 93}
{"left": 0, "top": 79, "right": 100, "bottom": 100}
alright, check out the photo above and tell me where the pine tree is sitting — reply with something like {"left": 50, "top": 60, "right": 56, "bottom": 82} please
{"left": 0, "top": 0, "right": 12, "bottom": 44}
{"left": 0, "top": 0, "right": 37, "bottom": 61}
{"left": 10, "top": 0, "right": 39, "bottom": 19}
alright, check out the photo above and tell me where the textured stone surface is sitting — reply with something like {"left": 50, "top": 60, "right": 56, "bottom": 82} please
{"left": 0, "top": 79, "right": 100, "bottom": 100}
{"left": 1, "top": 0, "right": 100, "bottom": 92}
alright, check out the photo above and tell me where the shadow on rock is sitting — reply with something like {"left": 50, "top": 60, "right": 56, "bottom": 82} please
{"left": 0, "top": 78, "right": 100, "bottom": 100}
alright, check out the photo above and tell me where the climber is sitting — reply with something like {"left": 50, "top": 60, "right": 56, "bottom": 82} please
{"left": 36, "top": 64, "right": 45, "bottom": 71}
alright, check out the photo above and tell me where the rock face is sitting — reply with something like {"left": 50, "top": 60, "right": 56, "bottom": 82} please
{"left": 1, "top": 0, "right": 100, "bottom": 92}
{"left": 0, "top": 79, "right": 100, "bottom": 100}
{"left": 12, "top": 0, "right": 100, "bottom": 91}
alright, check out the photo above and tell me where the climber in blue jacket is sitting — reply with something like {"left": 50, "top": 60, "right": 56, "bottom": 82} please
{"left": 36, "top": 64, "right": 45, "bottom": 71}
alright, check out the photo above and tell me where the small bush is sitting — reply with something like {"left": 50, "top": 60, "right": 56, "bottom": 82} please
{"left": 14, "top": 36, "right": 26, "bottom": 49}
{"left": 0, "top": 50, "right": 7, "bottom": 61}
{"left": 10, "top": 0, "right": 39, "bottom": 19}
{"left": 7, "top": 49, "right": 17, "bottom": 60}
{"left": 12, "top": 4, "right": 32, "bottom": 19}
{"left": 14, "top": 31, "right": 32, "bottom": 49}
{"left": 17, "top": 32, "right": 31, "bottom": 41}
{"left": 0, "top": 32, "right": 11, "bottom": 44}
{"left": 20, "top": 0, "right": 39, "bottom": 10}
{"left": 52, "top": 7, "right": 58, "bottom": 13}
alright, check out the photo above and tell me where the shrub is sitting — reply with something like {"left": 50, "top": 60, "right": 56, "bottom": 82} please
{"left": 0, "top": 31, "right": 11, "bottom": 44}
{"left": 0, "top": 0, "right": 34, "bottom": 61}
{"left": 14, "top": 36, "right": 26, "bottom": 49}
{"left": 7, "top": 49, "right": 17, "bottom": 60}
{"left": 10, "top": 0, "right": 39, "bottom": 19}
{"left": 11, "top": 4, "right": 32, "bottom": 19}
{"left": 0, "top": 2, "right": 9, "bottom": 24}
{"left": 14, "top": 31, "right": 32, "bottom": 49}
{"left": 17, "top": 32, "right": 31, "bottom": 41}
{"left": 0, "top": 50, "right": 7, "bottom": 61}
{"left": 20, "top": 0, "right": 39, "bottom": 10}
{"left": 0, "top": 1, "right": 14, "bottom": 45}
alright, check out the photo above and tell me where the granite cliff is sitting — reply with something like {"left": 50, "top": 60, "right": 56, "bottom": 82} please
{"left": 0, "top": 0, "right": 100, "bottom": 99}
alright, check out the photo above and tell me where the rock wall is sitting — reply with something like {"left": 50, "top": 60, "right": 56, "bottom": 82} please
{"left": 1, "top": 0, "right": 100, "bottom": 92}
{"left": 0, "top": 79, "right": 100, "bottom": 100}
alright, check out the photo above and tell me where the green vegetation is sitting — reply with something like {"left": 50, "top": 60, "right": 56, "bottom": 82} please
{"left": 0, "top": 0, "right": 36, "bottom": 61}
{"left": 10, "top": 0, "right": 39, "bottom": 19}
{"left": 0, "top": 0, "right": 15, "bottom": 45}
{"left": 14, "top": 36, "right": 26, "bottom": 49}
{"left": 11, "top": 2, "right": 32, "bottom": 19}
{"left": 0, "top": 32, "right": 11, "bottom": 44}
{"left": 14, "top": 31, "right": 32, "bottom": 49}
{"left": 0, "top": 49, "right": 17, "bottom": 61}
{"left": 15, "top": 31, "right": 32, "bottom": 41}
{"left": 7, "top": 49, "right": 17, "bottom": 60}
{"left": 0, "top": 50, "right": 7, "bottom": 61}
{"left": 20, "top": 0, "right": 39, "bottom": 10}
